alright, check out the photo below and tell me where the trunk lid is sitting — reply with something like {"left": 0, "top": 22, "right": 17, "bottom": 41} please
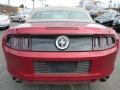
{"left": 13, "top": 22, "right": 110, "bottom": 35}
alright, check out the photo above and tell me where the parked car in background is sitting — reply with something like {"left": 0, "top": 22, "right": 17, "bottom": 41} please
{"left": 113, "top": 15, "right": 120, "bottom": 33}
{"left": 11, "top": 13, "right": 29, "bottom": 23}
{"left": 2, "top": 7, "right": 119, "bottom": 84}
{"left": 0, "top": 12, "right": 10, "bottom": 29}
{"left": 10, "top": 13, "right": 17, "bottom": 21}
{"left": 95, "top": 11, "right": 119, "bottom": 27}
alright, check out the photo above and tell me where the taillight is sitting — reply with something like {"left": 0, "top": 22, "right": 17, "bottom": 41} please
{"left": 93, "top": 35, "right": 116, "bottom": 50}
{"left": 5, "top": 34, "right": 116, "bottom": 51}
{"left": 6, "top": 35, "right": 30, "bottom": 50}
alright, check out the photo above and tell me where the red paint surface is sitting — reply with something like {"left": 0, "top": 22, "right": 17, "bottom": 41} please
{"left": 2, "top": 22, "right": 119, "bottom": 84}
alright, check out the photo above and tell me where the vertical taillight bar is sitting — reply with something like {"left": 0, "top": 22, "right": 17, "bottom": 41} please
{"left": 21, "top": 35, "right": 31, "bottom": 50}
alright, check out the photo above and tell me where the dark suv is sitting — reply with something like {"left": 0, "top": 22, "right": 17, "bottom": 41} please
{"left": 95, "top": 11, "right": 119, "bottom": 27}
{"left": 113, "top": 15, "right": 120, "bottom": 32}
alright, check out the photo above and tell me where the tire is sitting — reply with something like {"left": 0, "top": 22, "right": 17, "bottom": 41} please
{"left": 5, "top": 26, "right": 10, "bottom": 29}
{"left": 0, "top": 26, "right": 9, "bottom": 30}
{"left": 11, "top": 18, "right": 13, "bottom": 22}
{"left": 19, "top": 18, "right": 23, "bottom": 23}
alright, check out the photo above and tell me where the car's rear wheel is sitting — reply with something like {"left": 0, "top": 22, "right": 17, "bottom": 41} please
{"left": 19, "top": 18, "right": 23, "bottom": 23}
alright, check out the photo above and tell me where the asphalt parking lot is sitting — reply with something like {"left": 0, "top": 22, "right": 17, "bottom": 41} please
{"left": 0, "top": 22, "right": 120, "bottom": 90}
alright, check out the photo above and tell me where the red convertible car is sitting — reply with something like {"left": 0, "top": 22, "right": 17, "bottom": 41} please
{"left": 2, "top": 7, "right": 119, "bottom": 84}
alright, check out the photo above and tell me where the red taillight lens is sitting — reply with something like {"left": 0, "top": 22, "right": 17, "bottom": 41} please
{"left": 6, "top": 35, "right": 30, "bottom": 50}
{"left": 93, "top": 35, "right": 116, "bottom": 50}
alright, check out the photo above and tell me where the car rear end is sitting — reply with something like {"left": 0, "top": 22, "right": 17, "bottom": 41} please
{"left": 2, "top": 25, "right": 119, "bottom": 84}
{"left": 2, "top": 7, "right": 119, "bottom": 84}
{"left": 0, "top": 13, "right": 10, "bottom": 29}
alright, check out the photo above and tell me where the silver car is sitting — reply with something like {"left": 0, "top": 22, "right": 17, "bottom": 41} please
{"left": 11, "top": 13, "right": 29, "bottom": 23}
{"left": 0, "top": 12, "right": 10, "bottom": 29}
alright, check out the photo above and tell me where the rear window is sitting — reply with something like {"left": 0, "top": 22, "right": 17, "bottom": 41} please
{"left": 29, "top": 10, "right": 93, "bottom": 22}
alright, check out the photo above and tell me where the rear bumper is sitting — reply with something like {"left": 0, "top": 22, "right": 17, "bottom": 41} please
{"left": 3, "top": 45, "right": 118, "bottom": 84}
{"left": 0, "top": 24, "right": 10, "bottom": 28}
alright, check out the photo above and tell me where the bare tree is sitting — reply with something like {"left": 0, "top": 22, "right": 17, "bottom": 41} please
{"left": 19, "top": 4, "right": 24, "bottom": 8}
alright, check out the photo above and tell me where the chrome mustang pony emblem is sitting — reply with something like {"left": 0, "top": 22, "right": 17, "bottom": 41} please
{"left": 55, "top": 36, "right": 70, "bottom": 50}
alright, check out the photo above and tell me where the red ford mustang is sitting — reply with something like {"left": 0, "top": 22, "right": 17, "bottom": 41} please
{"left": 2, "top": 7, "right": 119, "bottom": 84}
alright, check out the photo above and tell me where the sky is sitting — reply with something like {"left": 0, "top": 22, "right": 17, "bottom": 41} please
{"left": 0, "top": 0, "right": 119, "bottom": 9}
